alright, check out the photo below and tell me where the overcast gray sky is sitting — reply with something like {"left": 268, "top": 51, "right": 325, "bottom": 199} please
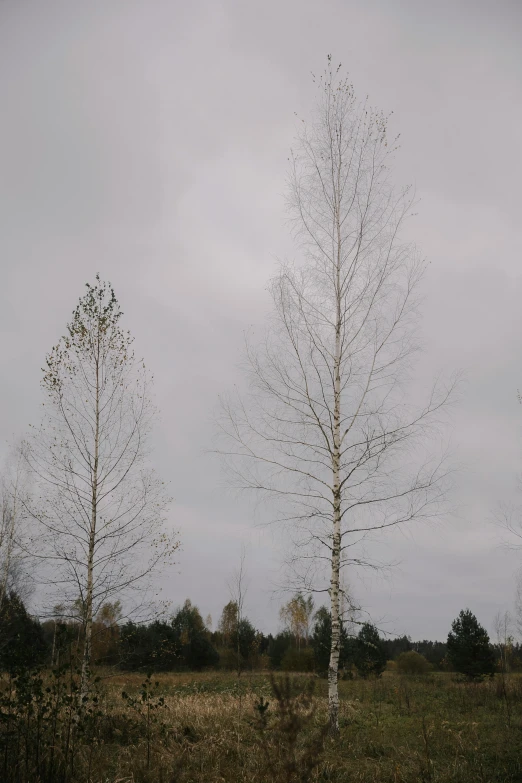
{"left": 1, "top": 0, "right": 522, "bottom": 641}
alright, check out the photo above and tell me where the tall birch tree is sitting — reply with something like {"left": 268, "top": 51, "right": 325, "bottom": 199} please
{"left": 217, "top": 60, "right": 454, "bottom": 734}
{"left": 25, "top": 277, "right": 176, "bottom": 698}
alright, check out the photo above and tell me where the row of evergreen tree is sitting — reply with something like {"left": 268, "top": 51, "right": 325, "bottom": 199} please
{"left": 1, "top": 590, "right": 516, "bottom": 680}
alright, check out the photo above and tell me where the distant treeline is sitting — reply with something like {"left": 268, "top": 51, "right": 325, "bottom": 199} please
{"left": 1, "top": 591, "right": 519, "bottom": 676}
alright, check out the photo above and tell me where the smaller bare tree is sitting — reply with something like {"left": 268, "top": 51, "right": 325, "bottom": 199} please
{"left": 24, "top": 276, "right": 178, "bottom": 699}
{"left": 494, "top": 610, "right": 514, "bottom": 725}
{"left": 227, "top": 548, "right": 249, "bottom": 763}
{"left": 495, "top": 488, "right": 522, "bottom": 640}
{"left": 227, "top": 548, "right": 249, "bottom": 678}
{"left": 0, "top": 443, "right": 33, "bottom": 609}
{"left": 50, "top": 603, "right": 65, "bottom": 667}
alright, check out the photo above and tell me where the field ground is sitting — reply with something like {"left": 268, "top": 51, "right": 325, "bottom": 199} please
{"left": 87, "top": 669, "right": 522, "bottom": 782}
{"left": 3, "top": 668, "right": 522, "bottom": 782}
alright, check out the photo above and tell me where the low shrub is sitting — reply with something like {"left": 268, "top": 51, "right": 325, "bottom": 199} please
{"left": 396, "top": 650, "right": 431, "bottom": 675}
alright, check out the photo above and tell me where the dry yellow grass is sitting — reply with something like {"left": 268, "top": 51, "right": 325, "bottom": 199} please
{"left": 2, "top": 669, "right": 522, "bottom": 782}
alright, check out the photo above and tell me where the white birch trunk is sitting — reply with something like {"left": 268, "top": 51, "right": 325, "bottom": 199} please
{"left": 80, "top": 336, "right": 100, "bottom": 701}
{"left": 327, "top": 154, "right": 344, "bottom": 732}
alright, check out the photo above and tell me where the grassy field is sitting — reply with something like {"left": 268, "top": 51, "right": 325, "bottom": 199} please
{"left": 3, "top": 668, "right": 522, "bottom": 782}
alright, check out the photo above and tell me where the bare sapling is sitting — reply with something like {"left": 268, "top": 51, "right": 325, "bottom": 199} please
{"left": 24, "top": 276, "right": 177, "bottom": 700}
{"left": 0, "top": 443, "right": 32, "bottom": 610}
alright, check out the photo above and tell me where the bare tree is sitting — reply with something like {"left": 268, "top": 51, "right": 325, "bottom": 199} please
{"left": 494, "top": 485, "right": 522, "bottom": 639}
{"left": 226, "top": 548, "right": 249, "bottom": 764}
{"left": 494, "top": 610, "right": 514, "bottom": 671}
{"left": 0, "top": 443, "right": 33, "bottom": 609}
{"left": 50, "top": 603, "right": 65, "bottom": 667}
{"left": 514, "top": 574, "right": 522, "bottom": 640}
{"left": 494, "top": 610, "right": 514, "bottom": 725}
{"left": 24, "top": 276, "right": 177, "bottom": 699}
{"left": 228, "top": 548, "right": 248, "bottom": 680}
{"left": 217, "top": 59, "right": 454, "bottom": 734}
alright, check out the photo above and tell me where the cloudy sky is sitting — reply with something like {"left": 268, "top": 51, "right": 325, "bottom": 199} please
{"left": 1, "top": 0, "right": 522, "bottom": 641}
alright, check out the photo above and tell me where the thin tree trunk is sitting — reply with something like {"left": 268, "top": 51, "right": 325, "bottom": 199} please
{"left": 80, "top": 346, "right": 100, "bottom": 702}
{"left": 328, "top": 438, "right": 342, "bottom": 733}
{"left": 51, "top": 622, "right": 56, "bottom": 667}
{"left": 327, "top": 143, "right": 344, "bottom": 735}
{"left": 328, "top": 208, "right": 343, "bottom": 734}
